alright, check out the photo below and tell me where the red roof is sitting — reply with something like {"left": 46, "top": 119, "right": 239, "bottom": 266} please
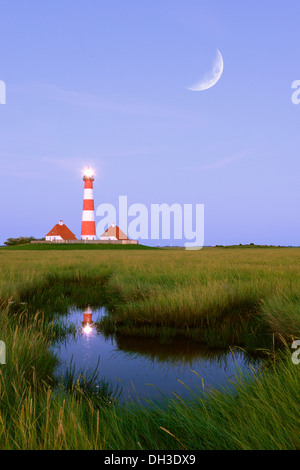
{"left": 101, "top": 225, "right": 129, "bottom": 240}
{"left": 46, "top": 223, "right": 77, "bottom": 240}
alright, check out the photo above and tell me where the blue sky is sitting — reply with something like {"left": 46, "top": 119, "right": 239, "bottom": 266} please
{"left": 0, "top": 1, "right": 299, "bottom": 246}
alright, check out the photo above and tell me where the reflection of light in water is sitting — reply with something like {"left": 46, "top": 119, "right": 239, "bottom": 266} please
{"left": 52, "top": 306, "right": 261, "bottom": 403}
{"left": 82, "top": 305, "right": 94, "bottom": 335}
{"left": 83, "top": 324, "right": 93, "bottom": 335}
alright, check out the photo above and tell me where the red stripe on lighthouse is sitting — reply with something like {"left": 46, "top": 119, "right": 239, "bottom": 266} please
{"left": 81, "top": 221, "right": 96, "bottom": 236}
{"left": 84, "top": 180, "right": 93, "bottom": 189}
{"left": 83, "top": 199, "right": 94, "bottom": 210}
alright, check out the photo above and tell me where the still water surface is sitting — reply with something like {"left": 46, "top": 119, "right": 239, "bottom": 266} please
{"left": 52, "top": 307, "right": 258, "bottom": 402}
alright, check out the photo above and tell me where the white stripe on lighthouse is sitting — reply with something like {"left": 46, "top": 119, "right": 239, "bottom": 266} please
{"left": 83, "top": 189, "right": 94, "bottom": 200}
{"left": 82, "top": 210, "right": 95, "bottom": 222}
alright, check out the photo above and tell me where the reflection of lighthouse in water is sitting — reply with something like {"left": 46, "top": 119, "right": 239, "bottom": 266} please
{"left": 82, "top": 305, "right": 94, "bottom": 335}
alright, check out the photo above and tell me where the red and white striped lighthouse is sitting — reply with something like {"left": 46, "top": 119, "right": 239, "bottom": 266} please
{"left": 82, "top": 305, "right": 93, "bottom": 335}
{"left": 81, "top": 167, "right": 97, "bottom": 240}
{"left": 83, "top": 305, "right": 93, "bottom": 325}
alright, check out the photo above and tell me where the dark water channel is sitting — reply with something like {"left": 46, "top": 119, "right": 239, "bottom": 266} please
{"left": 51, "top": 306, "right": 259, "bottom": 403}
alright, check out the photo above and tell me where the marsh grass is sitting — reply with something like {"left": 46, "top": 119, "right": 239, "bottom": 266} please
{"left": 0, "top": 247, "right": 299, "bottom": 449}
{"left": 0, "top": 347, "right": 298, "bottom": 449}
{"left": 56, "top": 357, "right": 122, "bottom": 407}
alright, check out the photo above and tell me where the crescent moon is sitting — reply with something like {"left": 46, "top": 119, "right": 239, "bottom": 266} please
{"left": 187, "top": 49, "right": 224, "bottom": 91}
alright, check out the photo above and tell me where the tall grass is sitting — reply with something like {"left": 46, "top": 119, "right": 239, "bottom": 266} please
{"left": 0, "top": 247, "right": 299, "bottom": 449}
{"left": 99, "top": 248, "right": 300, "bottom": 348}
{"left": 0, "top": 347, "right": 298, "bottom": 449}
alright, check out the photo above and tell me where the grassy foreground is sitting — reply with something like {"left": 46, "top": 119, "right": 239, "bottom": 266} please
{"left": 0, "top": 247, "right": 299, "bottom": 449}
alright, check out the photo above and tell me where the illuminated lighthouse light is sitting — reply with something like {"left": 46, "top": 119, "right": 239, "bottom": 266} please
{"left": 83, "top": 166, "right": 94, "bottom": 179}
{"left": 81, "top": 167, "right": 97, "bottom": 240}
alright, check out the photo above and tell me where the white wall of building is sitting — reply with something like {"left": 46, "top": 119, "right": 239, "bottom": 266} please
{"left": 46, "top": 235, "right": 63, "bottom": 241}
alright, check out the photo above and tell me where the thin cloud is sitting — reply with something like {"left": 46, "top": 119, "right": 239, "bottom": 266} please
{"left": 195, "top": 149, "right": 265, "bottom": 171}
{"left": 11, "top": 82, "right": 204, "bottom": 124}
{"left": 0, "top": 169, "right": 43, "bottom": 179}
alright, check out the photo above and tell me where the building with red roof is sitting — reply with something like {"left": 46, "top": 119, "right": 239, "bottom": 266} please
{"left": 46, "top": 220, "right": 77, "bottom": 241}
{"left": 100, "top": 223, "right": 129, "bottom": 241}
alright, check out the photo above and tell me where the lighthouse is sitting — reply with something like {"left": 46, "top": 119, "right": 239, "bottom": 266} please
{"left": 83, "top": 305, "right": 93, "bottom": 324}
{"left": 82, "top": 305, "right": 93, "bottom": 335}
{"left": 81, "top": 167, "right": 97, "bottom": 240}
